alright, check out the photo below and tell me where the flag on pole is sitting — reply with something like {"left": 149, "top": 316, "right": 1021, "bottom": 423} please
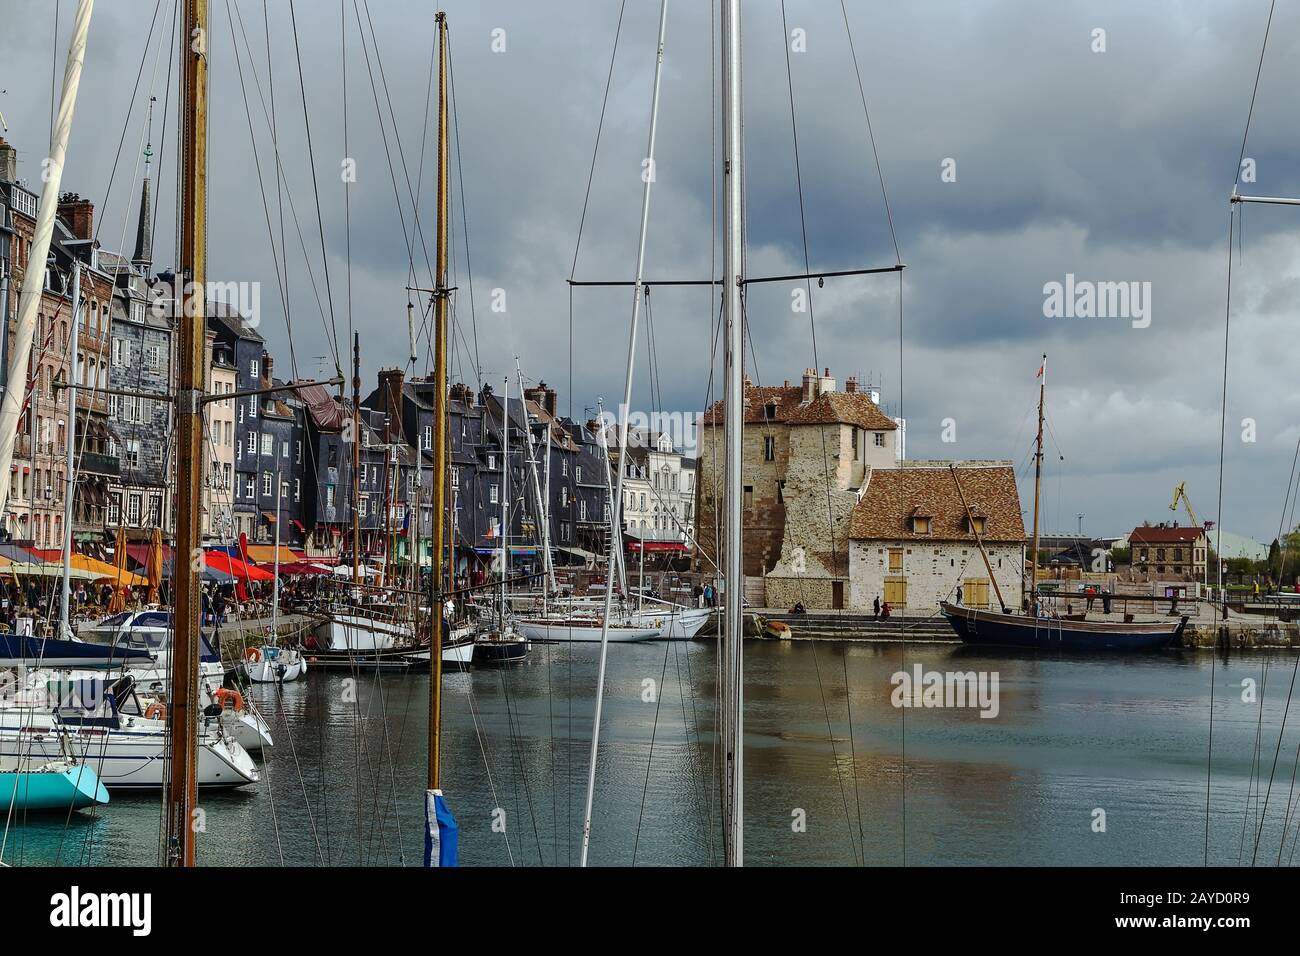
{"left": 424, "top": 789, "right": 459, "bottom": 867}
{"left": 1036, "top": 357, "right": 1046, "bottom": 385}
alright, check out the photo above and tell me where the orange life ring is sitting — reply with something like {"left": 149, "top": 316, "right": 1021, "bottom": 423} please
{"left": 214, "top": 688, "right": 244, "bottom": 712}
{"left": 145, "top": 702, "right": 166, "bottom": 720}
{"left": 244, "top": 647, "right": 262, "bottom": 662}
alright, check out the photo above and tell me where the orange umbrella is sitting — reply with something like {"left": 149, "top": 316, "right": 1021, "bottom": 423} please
{"left": 109, "top": 526, "right": 128, "bottom": 613}
{"left": 146, "top": 527, "right": 163, "bottom": 604}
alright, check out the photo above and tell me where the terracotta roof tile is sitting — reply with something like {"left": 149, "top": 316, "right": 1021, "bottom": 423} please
{"left": 786, "top": 391, "right": 898, "bottom": 431}
{"left": 1129, "top": 526, "right": 1205, "bottom": 544}
{"left": 849, "top": 464, "right": 1026, "bottom": 543}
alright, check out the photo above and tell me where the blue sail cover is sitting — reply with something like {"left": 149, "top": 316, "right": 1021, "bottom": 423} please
{"left": 424, "top": 789, "right": 459, "bottom": 867}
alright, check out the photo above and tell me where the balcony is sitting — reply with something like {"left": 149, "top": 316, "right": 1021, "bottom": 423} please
{"left": 78, "top": 452, "right": 120, "bottom": 477}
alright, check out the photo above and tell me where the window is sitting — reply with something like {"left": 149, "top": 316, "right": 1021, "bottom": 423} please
{"left": 359, "top": 496, "right": 368, "bottom": 517}
{"left": 579, "top": 500, "right": 587, "bottom": 521}
{"left": 423, "top": 424, "right": 432, "bottom": 450}
{"left": 280, "top": 480, "right": 289, "bottom": 500}
{"left": 888, "top": 548, "right": 903, "bottom": 572}
{"left": 127, "top": 494, "right": 142, "bottom": 526}
{"left": 260, "top": 433, "right": 273, "bottom": 457}
{"left": 294, "top": 478, "right": 300, "bottom": 501}
{"left": 451, "top": 468, "right": 459, "bottom": 488}
{"left": 250, "top": 358, "right": 259, "bottom": 378}
{"left": 490, "top": 483, "right": 499, "bottom": 504}
{"left": 125, "top": 439, "right": 141, "bottom": 469}
{"left": 487, "top": 453, "right": 496, "bottom": 470}
{"left": 325, "top": 484, "right": 335, "bottom": 508}
{"left": 249, "top": 396, "right": 258, "bottom": 418}
{"left": 913, "top": 516, "right": 931, "bottom": 535}
{"left": 262, "top": 472, "right": 272, "bottom": 496}
{"left": 244, "top": 475, "right": 256, "bottom": 499}
{"left": 874, "top": 432, "right": 885, "bottom": 448}
{"left": 743, "top": 485, "right": 753, "bottom": 511}
{"left": 223, "top": 463, "right": 232, "bottom": 489}
{"left": 107, "top": 493, "right": 121, "bottom": 524}
{"left": 247, "top": 432, "right": 257, "bottom": 454}
{"left": 764, "top": 436, "right": 775, "bottom": 461}
{"left": 576, "top": 466, "right": 582, "bottom": 483}
{"left": 295, "top": 440, "right": 302, "bottom": 463}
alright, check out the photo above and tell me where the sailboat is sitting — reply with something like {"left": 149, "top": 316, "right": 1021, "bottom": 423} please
{"left": 939, "top": 354, "right": 1188, "bottom": 650}
{"left": 472, "top": 376, "right": 528, "bottom": 665}
{"left": 243, "top": 474, "right": 307, "bottom": 683}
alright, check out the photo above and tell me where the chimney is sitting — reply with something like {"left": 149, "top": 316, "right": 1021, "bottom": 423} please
{"left": 819, "top": 367, "right": 836, "bottom": 395}
{"left": 845, "top": 376, "right": 858, "bottom": 394}
{"left": 377, "top": 367, "right": 405, "bottom": 442}
{"left": 801, "top": 367, "right": 818, "bottom": 405}
{"left": 57, "top": 193, "right": 94, "bottom": 241}
{"left": 539, "top": 381, "right": 557, "bottom": 418}
{"left": 262, "top": 353, "right": 273, "bottom": 386}
{"left": 0, "top": 138, "right": 16, "bottom": 184}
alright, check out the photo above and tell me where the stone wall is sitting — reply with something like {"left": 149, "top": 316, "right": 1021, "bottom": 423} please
{"left": 695, "top": 421, "right": 789, "bottom": 575}
{"left": 849, "top": 538, "right": 1024, "bottom": 614}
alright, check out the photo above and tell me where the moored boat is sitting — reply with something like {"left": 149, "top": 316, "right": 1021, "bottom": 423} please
{"left": 0, "top": 760, "right": 108, "bottom": 812}
{"left": 939, "top": 601, "right": 1188, "bottom": 651}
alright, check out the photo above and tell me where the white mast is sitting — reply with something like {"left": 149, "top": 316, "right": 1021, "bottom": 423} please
{"left": 720, "top": 0, "right": 745, "bottom": 868}
{"left": 516, "top": 359, "right": 556, "bottom": 595}
{"left": 0, "top": 0, "right": 95, "bottom": 513}
{"left": 58, "top": 260, "right": 81, "bottom": 639}
{"left": 499, "top": 375, "right": 509, "bottom": 624}
{"left": 580, "top": 0, "right": 670, "bottom": 867}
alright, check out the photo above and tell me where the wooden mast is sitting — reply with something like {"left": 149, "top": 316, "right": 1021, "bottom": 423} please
{"left": 949, "top": 464, "right": 1008, "bottom": 613}
{"left": 166, "top": 0, "right": 208, "bottom": 867}
{"left": 428, "top": 9, "right": 450, "bottom": 792}
{"left": 1029, "top": 354, "right": 1046, "bottom": 611}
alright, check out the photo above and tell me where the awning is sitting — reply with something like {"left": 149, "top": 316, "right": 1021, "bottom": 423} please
{"left": 204, "top": 550, "right": 276, "bottom": 582}
{"left": 291, "top": 519, "right": 306, "bottom": 532}
{"left": 628, "top": 540, "right": 687, "bottom": 553}
{"left": 243, "top": 544, "right": 302, "bottom": 565}
{"left": 261, "top": 511, "right": 277, "bottom": 524}
{"left": 276, "top": 561, "right": 330, "bottom": 576}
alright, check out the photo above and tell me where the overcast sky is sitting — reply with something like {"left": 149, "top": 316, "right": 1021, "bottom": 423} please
{"left": 3, "top": 0, "right": 1299, "bottom": 544}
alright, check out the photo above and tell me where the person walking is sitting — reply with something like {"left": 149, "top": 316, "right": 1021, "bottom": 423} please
{"left": 955, "top": 585, "right": 963, "bottom": 606}
{"left": 873, "top": 595, "right": 881, "bottom": 619}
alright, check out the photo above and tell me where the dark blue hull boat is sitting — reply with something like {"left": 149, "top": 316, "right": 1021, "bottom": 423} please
{"left": 939, "top": 602, "right": 1187, "bottom": 652}
{"left": 0, "top": 634, "right": 154, "bottom": 668}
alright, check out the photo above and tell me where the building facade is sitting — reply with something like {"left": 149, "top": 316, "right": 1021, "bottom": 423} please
{"left": 1128, "top": 524, "right": 1207, "bottom": 581}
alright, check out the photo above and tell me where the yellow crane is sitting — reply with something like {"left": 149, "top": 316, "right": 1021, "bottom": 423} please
{"left": 1170, "top": 481, "right": 1210, "bottom": 591}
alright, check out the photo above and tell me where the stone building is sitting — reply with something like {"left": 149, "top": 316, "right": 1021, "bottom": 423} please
{"left": 208, "top": 306, "right": 266, "bottom": 542}
{"left": 203, "top": 334, "right": 237, "bottom": 540}
{"left": 698, "top": 367, "right": 900, "bottom": 605}
{"left": 847, "top": 461, "right": 1025, "bottom": 614}
{"left": 1128, "top": 524, "right": 1207, "bottom": 581}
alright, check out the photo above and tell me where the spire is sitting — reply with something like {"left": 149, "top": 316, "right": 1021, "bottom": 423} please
{"left": 131, "top": 96, "right": 155, "bottom": 271}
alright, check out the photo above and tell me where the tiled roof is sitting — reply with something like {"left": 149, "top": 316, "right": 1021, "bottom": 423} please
{"left": 1129, "top": 526, "right": 1204, "bottom": 544}
{"left": 702, "top": 385, "right": 802, "bottom": 425}
{"left": 787, "top": 390, "right": 897, "bottom": 431}
{"left": 849, "top": 463, "right": 1025, "bottom": 543}
{"left": 703, "top": 385, "right": 896, "bottom": 431}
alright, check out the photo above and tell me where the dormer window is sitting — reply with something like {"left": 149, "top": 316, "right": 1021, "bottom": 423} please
{"left": 965, "top": 514, "right": 986, "bottom": 536}
{"left": 909, "top": 507, "right": 933, "bottom": 535}
{"left": 764, "top": 400, "right": 777, "bottom": 421}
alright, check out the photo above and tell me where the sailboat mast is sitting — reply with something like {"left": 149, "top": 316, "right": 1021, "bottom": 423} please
{"left": 428, "top": 8, "right": 450, "bottom": 793}
{"left": 59, "top": 261, "right": 81, "bottom": 639}
{"left": 500, "top": 376, "right": 509, "bottom": 623}
{"left": 0, "top": 0, "right": 93, "bottom": 528}
{"left": 352, "top": 333, "right": 361, "bottom": 585}
{"left": 720, "top": 0, "right": 745, "bottom": 868}
{"left": 166, "top": 0, "right": 209, "bottom": 868}
{"left": 1029, "top": 354, "right": 1045, "bottom": 611}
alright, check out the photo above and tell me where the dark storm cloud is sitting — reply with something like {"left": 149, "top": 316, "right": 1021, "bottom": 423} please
{"left": 2, "top": 0, "right": 1299, "bottom": 541}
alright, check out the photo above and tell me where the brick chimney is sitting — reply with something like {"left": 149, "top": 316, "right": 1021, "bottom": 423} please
{"left": 262, "top": 353, "right": 273, "bottom": 387}
{"left": 57, "top": 193, "right": 94, "bottom": 240}
{"left": 801, "top": 367, "right": 818, "bottom": 405}
{"left": 377, "top": 367, "right": 405, "bottom": 441}
{"left": 0, "top": 138, "right": 16, "bottom": 184}
{"left": 845, "top": 375, "right": 858, "bottom": 394}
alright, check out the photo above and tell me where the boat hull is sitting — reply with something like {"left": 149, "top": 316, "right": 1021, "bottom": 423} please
{"left": 939, "top": 602, "right": 1187, "bottom": 651}
{"left": 516, "top": 619, "right": 660, "bottom": 643}
{"left": 0, "top": 763, "right": 108, "bottom": 811}
{"left": 312, "top": 613, "right": 412, "bottom": 652}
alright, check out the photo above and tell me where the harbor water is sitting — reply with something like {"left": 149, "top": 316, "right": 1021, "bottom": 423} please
{"left": 6, "top": 641, "right": 1300, "bottom": 867}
